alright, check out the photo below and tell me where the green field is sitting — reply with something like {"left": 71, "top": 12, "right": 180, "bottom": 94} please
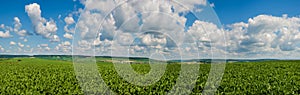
{"left": 0, "top": 58, "right": 299, "bottom": 94}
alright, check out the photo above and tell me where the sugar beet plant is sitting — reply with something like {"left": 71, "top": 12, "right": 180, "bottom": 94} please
{"left": 0, "top": 58, "right": 299, "bottom": 94}
{"left": 0, "top": 58, "right": 82, "bottom": 94}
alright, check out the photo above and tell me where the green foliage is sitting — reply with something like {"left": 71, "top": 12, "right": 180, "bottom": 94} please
{"left": 0, "top": 58, "right": 83, "bottom": 94}
{"left": 217, "top": 61, "right": 300, "bottom": 94}
{"left": 0, "top": 58, "right": 299, "bottom": 94}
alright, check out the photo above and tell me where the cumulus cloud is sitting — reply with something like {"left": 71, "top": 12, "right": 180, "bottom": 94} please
{"left": 40, "top": 44, "right": 48, "bottom": 47}
{"left": 64, "top": 16, "right": 75, "bottom": 33}
{"left": 0, "top": 45, "right": 4, "bottom": 51}
{"left": 141, "top": 33, "right": 167, "bottom": 47}
{"left": 45, "top": 47, "right": 51, "bottom": 51}
{"left": 64, "top": 16, "right": 75, "bottom": 25}
{"left": 63, "top": 41, "right": 71, "bottom": 46}
{"left": 55, "top": 41, "right": 72, "bottom": 53}
{"left": 17, "top": 30, "right": 27, "bottom": 37}
{"left": 50, "top": 35, "right": 60, "bottom": 42}
{"left": 13, "top": 17, "right": 21, "bottom": 31}
{"left": 23, "top": 38, "right": 28, "bottom": 42}
{"left": 225, "top": 14, "right": 300, "bottom": 58}
{"left": 63, "top": 33, "right": 73, "bottom": 39}
{"left": 25, "top": 3, "right": 58, "bottom": 39}
{"left": 181, "top": 14, "right": 300, "bottom": 58}
{"left": 71, "top": 0, "right": 300, "bottom": 59}
{"left": 10, "top": 41, "right": 16, "bottom": 46}
{"left": 18, "top": 42, "right": 25, "bottom": 48}
{"left": 74, "top": 0, "right": 207, "bottom": 57}
{"left": 0, "top": 31, "right": 12, "bottom": 38}
{"left": 186, "top": 20, "right": 227, "bottom": 58}
{"left": 0, "top": 17, "right": 27, "bottom": 37}
{"left": 77, "top": 0, "right": 197, "bottom": 41}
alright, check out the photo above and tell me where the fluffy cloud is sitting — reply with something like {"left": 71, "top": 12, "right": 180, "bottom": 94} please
{"left": 186, "top": 20, "right": 227, "bottom": 58}
{"left": 63, "top": 33, "right": 73, "bottom": 39}
{"left": 10, "top": 41, "right": 16, "bottom": 45}
{"left": 12, "top": 0, "right": 295, "bottom": 59}
{"left": 50, "top": 35, "right": 60, "bottom": 42}
{"left": 225, "top": 14, "right": 300, "bottom": 58}
{"left": 18, "top": 42, "right": 25, "bottom": 48}
{"left": 182, "top": 14, "right": 300, "bottom": 58}
{"left": 25, "top": 3, "right": 58, "bottom": 39}
{"left": 23, "top": 38, "right": 28, "bottom": 42}
{"left": 55, "top": 41, "right": 72, "bottom": 53}
{"left": 45, "top": 47, "right": 51, "bottom": 51}
{"left": 77, "top": 0, "right": 200, "bottom": 41}
{"left": 141, "top": 33, "right": 167, "bottom": 47}
{"left": 74, "top": 0, "right": 207, "bottom": 57}
{"left": 64, "top": 16, "right": 75, "bottom": 33}
{"left": 13, "top": 17, "right": 21, "bottom": 31}
{"left": 0, "top": 17, "right": 27, "bottom": 37}
{"left": 0, "top": 31, "right": 12, "bottom": 38}
{"left": 39, "top": 44, "right": 48, "bottom": 47}
{"left": 64, "top": 16, "right": 75, "bottom": 25}
{"left": 63, "top": 41, "right": 71, "bottom": 46}
{"left": 61, "top": 16, "right": 75, "bottom": 43}
{"left": 17, "top": 30, "right": 27, "bottom": 37}
{"left": 0, "top": 45, "right": 4, "bottom": 51}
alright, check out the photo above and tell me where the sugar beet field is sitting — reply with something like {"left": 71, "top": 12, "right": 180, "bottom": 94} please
{"left": 0, "top": 58, "right": 299, "bottom": 94}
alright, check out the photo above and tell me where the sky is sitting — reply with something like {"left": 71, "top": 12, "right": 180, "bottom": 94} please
{"left": 0, "top": 0, "right": 300, "bottom": 59}
{"left": 209, "top": 0, "right": 300, "bottom": 24}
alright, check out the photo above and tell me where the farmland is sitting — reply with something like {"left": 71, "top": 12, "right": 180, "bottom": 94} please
{"left": 0, "top": 58, "right": 299, "bottom": 94}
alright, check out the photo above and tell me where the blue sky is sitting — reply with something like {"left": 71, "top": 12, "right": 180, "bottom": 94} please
{"left": 0, "top": 0, "right": 300, "bottom": 59}
{"left": 0, "top": 0, "right": 299, "bottom": 28}
{"left": 0, "top": 0, "right": 83, "bottom": 55}
{"left": 209, "top": 0, "right": 300, "bottom": 24}
{"left": 0, "top": 0, "right": 81, "bottom": 25}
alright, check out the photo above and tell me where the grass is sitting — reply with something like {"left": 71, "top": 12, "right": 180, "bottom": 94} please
{"left": 0, "top": 58, "right": 299, "bottom": 94}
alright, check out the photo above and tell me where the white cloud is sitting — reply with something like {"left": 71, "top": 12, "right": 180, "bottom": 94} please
{"left": 13, "top": 17, "right": 21, "bottom": 31}
{"left": 25, "top": 3, "right": 58, "bottom": 39}
{"left": 45, "top": 47, "right": 51, "bottom": 51}
{"left": 0, "top": 17, "right": 27, "bottom": 37}
{"left": 141, "top": 33, "right": 167, "bottom": 46}
{"left": 50, "top": 35, "right": 60, "bottom": 42}
{"left": 210, "top": 3, "right": 215, "bottom": 8}
{"left": 0, "top": 31, "right": 12, "bottom": 38}
{"left": 18, "top": 42, "right": 24, "bottom": 48}
{"left": 64, "top": 16, "right": 75, "bottom": 25}
{"left": 93, "top": 37, "right": 101, "bottom": 46}
{"left": 116, "top": 32, "right": 134, "bottom": 46}
{"left": 17, "top": 30, "right": 27, "bottom": 36}
{"left": 73, "top": 0, "right": 210, "bottom": 57}
{"left": 63, "top": 41, "right": 71, "bottom": 46}
{"left": 162, "top": 14, "right": 300, "bottom": 58}
{"left": 10, "top": 41, "right": 16, "bottom": 46}
{"left": 64, "top": 16, "right": 75, "bottom": 33}
{"left": 0, "top": 24, "right": 4, "bottom": 29}
{"left": 40, "top": 44, "right": 48, "bottom": 47}
{"left": 224, "top": 14, "right": 300, "bottom": 58}
{"left": 187, "top": 20, "right": 227, "bottom": 58}
{"left": 72, "top": 0, "right": 300, "bottom": 59}
{"left": 63, "top": 33, "right": 73, "bottom": 39}
{"left": 0, "top": 45, "right": 4, "bottom": 51}
{"left": 24, "top": 38, "right": 28, "bottom": 42}
{"left": 55, "top": 41, "right": 73, "bottom": 54}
